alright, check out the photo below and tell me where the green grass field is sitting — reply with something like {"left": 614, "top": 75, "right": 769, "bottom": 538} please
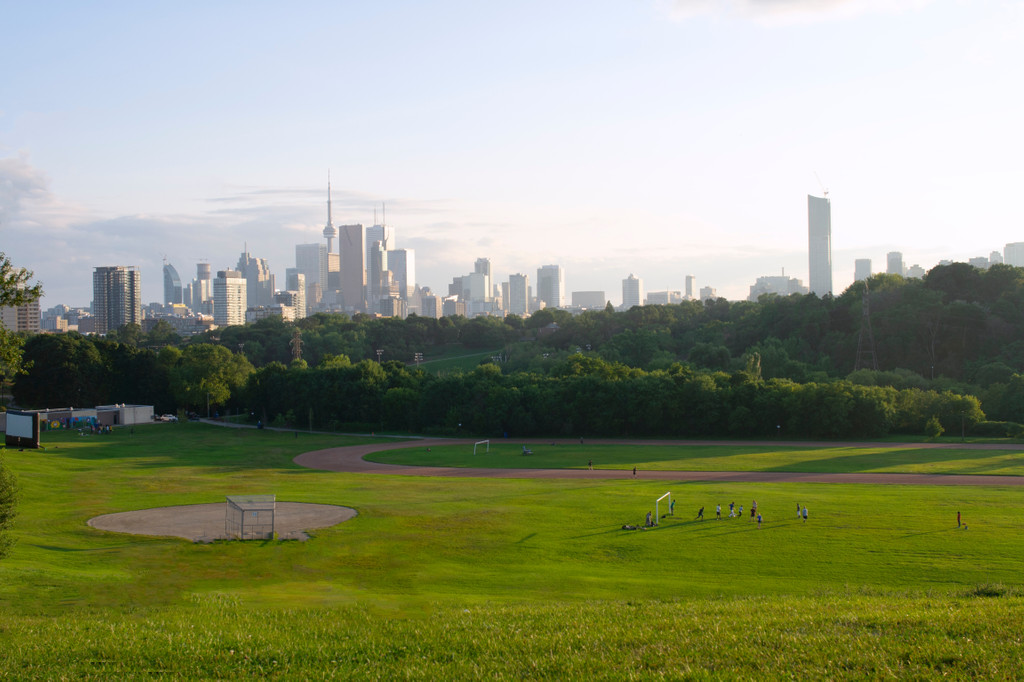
{"left": 414, "top": 346, "right": 501, "bottom": 373}
{"left": 371, "top": 440, "right": 1024, "bottom": 476}
{"left": 1, "top": 424, "right": 1023, "bottom": 679}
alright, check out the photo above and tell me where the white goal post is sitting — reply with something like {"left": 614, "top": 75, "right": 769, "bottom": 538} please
{"left": 656, "top": 492, "right": 672, "bottom": 524}
{"left": 473, "top": 440, "right": 490, "bottom": 454}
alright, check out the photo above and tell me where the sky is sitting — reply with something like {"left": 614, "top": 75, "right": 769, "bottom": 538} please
{"left": 2, "top": 0, "right": 1023, "bottom": 310}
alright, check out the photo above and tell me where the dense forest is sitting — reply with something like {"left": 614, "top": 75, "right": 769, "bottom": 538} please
{"left": 12, "top": 263, "right": 1024, "bottom": 439}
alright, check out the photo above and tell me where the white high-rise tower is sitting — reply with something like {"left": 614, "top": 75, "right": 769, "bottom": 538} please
{"left": 808, "top": 194, "right": 832, "bottom": 296}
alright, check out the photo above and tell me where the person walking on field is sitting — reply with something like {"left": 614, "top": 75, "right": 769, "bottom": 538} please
{"left": 802, "top": 507, "right": 808, "bottom": 522}
{"left": 797, "top": 503, "right": 801, "bottom": 518}
{"left": 697, "top": 506, "right": 704, "bottom": 521}
{"left": 729, "top": 501, "right": 735, "bottom": 518}
{"left": 957, "top": 511, "right": 961, "bottom": 528}
{"left": 632, "top": 466, "right": 637, "bottom": 478}
{"left": 757, "top": 513, "right": 763, "bottom": 529}
{"left": 588, "top": 459, "right": 593, "bottom": 471}
{"left": 670, "top": 499, "right": 675, "bottom": 515}
{"left": 716, "top": 504, "right": 722, "bottom": 520}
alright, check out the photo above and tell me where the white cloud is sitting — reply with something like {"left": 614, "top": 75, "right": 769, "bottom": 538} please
{"left": 0, "top": 153, "right": 50, "bottom": 225}
{"left": 660, "top": 0, "right": 935, "bottom": 25}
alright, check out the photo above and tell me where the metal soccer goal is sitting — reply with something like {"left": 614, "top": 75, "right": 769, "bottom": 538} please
{"left": 225, "top": 495, "right": 276, "bottom": 540}
{"left": 655, "top": 492, "right": 672, "bottom": 524}
{"left": 473, "top": 440, "right": 490, "bottom": 454}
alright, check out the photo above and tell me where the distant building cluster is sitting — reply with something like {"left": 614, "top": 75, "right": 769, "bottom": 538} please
{"left": 16, "top": 184, "right": 1024, "bottom": 336}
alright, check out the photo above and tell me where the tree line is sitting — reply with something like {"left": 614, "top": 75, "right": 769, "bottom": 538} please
{"left": 11, "top": 262, "right": 1024, "bottom": 438}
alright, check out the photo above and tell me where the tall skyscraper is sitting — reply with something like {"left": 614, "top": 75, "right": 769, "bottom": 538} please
{"left": 389, "top": 249, "right": 415, "bottom": 300}
{"left": 854, "top": 259, "right": 872, "bottom": 282}
{"left": 536, "top": 265, "right": 564, "bottom": 309}
{"left": 622, "top": 273, "right": 643, "bottom": 309}
{"left": 213, "top": 270, "right": 246, "bottom": 327}
{"left": 887, "top": 252, "right": 905, "bottom": 276}
{"left": 367, "top": 240, "right": 389, "bottom": 310}
{"left": 421, "top": 293, "right": 440, "bottom": 319}
{"left": 237, "top": 250, "right": 275, "bottom": 308}
{"left": 338, "top": 223, "right": 365, "bottom": 312}
{"left": 474, "top": 258, "right": 492, "bottom": 304}
{"left": 295, "top": 243, "right": 327, "bottom": 313}
{"left": 1004, "top": 243, "right": 1024, "bottom": 267}
{"left": 162, "top": 261, "right": 182, "bottom": 305}
{"left": 190, "top": 262, "right": 213, "bottom": 315}
{"left": 808, "top": 194, "right": 832, "bottom": 296}
{"left": 365, "top": 222, "right": 393, "bottom": 274}
{"left": 685, "top": 275, "right": 695, "bottom": 300}
{"left": 92, "top": 266, "right": 141, "bottom": 335}
{"left": 508, "top": 273, "right": 529, "bottom": 316}
{"left": 282, "top": 271, "right": 306, "bottom": 320}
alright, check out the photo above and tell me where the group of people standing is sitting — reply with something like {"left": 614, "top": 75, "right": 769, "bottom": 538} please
{"left": 695, "top": 500, "right": 810, "bottom": 529}
{"left": 642, "top": 498, "right": 813, "bottom": 530}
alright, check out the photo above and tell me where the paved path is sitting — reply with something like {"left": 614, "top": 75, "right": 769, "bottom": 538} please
{"left": 294, "top": 439, "right": 1024, "bottom": 486}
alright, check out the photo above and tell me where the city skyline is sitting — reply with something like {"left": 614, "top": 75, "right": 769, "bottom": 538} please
{"left": 2, "top": 1, "right": 1023, "bottom": 309}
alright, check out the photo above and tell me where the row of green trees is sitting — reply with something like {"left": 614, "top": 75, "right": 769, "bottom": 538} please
{"left": 14, "top": 330, "right": 997, "bottom": 440}
{"left": 102, "top": 262, "right": 1024, "bottom": 391}
{"left": 13, "top": 261, "right": 1024, "bottom": 439}
{"left": 15, "top": 335, "right": 251, "bottom": 416}
{"left": 241, "top": 354, "right": 985, "bottom": 439}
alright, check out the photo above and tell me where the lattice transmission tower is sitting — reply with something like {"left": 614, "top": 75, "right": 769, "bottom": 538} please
{"left": 854, "top": 280, "right": 879, "bottom": 371}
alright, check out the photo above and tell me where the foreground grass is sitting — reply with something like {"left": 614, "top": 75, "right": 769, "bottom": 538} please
{"left": 3, "top": 424, "right": 1024, "bottom": 677}
{"left": 2, "top": 592, "right": 1023, "bottom": 679}
{"left": 372, "top": 441, "right": 1024, "bottom": 476}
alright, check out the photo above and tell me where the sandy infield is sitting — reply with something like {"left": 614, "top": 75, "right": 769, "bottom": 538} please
{"left": 88, "top": 502, "right": 356, "bottom": 541}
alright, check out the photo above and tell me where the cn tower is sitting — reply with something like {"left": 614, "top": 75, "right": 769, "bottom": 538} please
{"left": 322, "top": 171, "right": 337, "bottom": 253}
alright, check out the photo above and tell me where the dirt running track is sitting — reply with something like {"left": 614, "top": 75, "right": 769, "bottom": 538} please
{"left": 294, "top": 439, "right": 1024, "bottom": 486}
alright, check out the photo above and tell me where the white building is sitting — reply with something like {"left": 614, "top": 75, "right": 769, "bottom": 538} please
{"left": 1004, "top": 242, "right": 1024, "bottom": 267}
{"left": 213, "top": 270, "right": 247, "bottom": 327}
{"left": 748, "top": 275, "right": 808, "bottom": 301}
{"left": 854, "top": 259, "right": 872, "bottom": 282}
{"left": 621, "top": 273, "right": 643, "bottom": 309}
{"left": 646, "top": 291, "right": 683, "bottom": 305}
{"left": 807, "top": 194, "right": 832, "bottom": 296}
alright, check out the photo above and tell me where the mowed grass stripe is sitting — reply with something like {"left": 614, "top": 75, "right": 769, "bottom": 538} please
{"left": 370, "top": 441, "right": 1024, "bottom": 476}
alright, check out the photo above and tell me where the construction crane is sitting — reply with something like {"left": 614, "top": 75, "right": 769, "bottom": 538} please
{"left": 814, "top": 171, "right": 829, "bottom": 198}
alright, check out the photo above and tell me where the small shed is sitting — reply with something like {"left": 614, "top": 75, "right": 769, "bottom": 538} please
{"left": 225, "top": 495, "right": 276, "bottom": 540}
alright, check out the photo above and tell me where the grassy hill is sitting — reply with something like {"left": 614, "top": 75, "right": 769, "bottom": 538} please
{"left": 1, "top": 424, "right": 1022, "bottom": 678}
